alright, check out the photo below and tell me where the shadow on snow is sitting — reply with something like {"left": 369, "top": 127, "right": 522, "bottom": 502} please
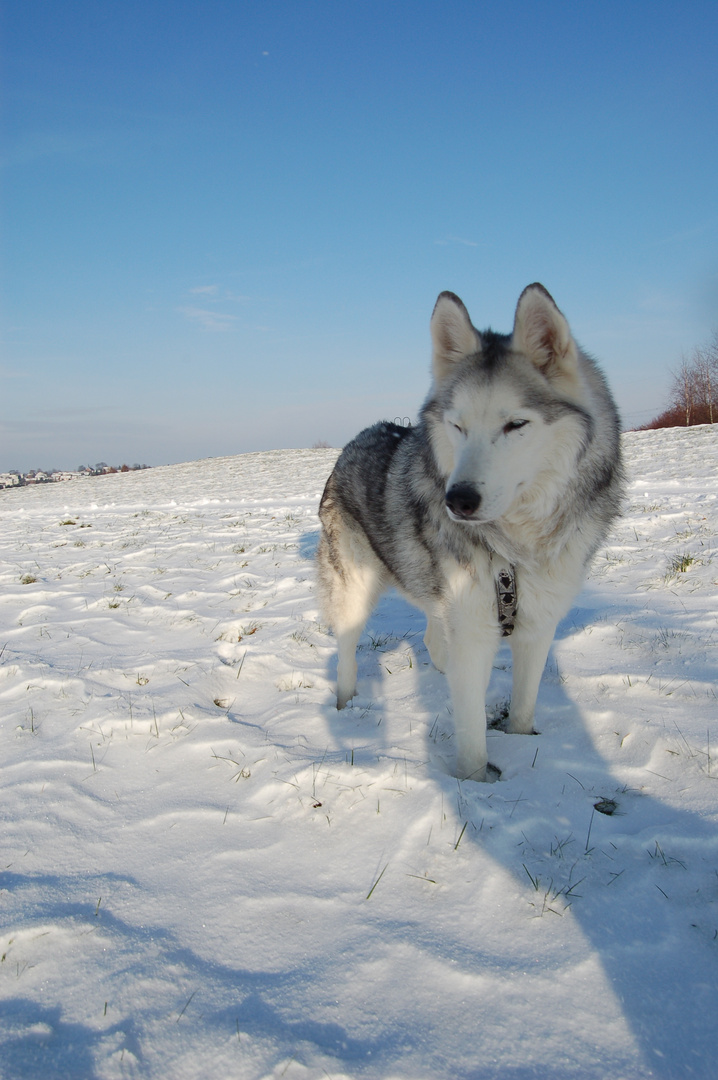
{"left": 320, "top": 582, "right": 718, "bottom": 1080}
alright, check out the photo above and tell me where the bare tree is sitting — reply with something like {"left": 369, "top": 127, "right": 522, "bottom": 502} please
{"left": 706, "top": 331, "right": 718, "bottom": 422}
{"left": 670, "top": 356, "right": 699, "bottom": 425}
{"left": 690, "top": 345, "right": 714, "bottom": 424}
{"left": 667, "top": 333, "right": 718, "bottom": 426}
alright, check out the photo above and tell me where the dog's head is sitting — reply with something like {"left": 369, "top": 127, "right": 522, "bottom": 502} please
{"left": 427, "top": 285, "right": 591, "bottom": 525}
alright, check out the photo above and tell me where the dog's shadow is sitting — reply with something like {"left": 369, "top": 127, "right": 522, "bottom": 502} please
{"left": 298, "top": 530, "right": 321, "bottom": 562}
{"left": 320, "top": 582, "right": 718, "bottom": 1078}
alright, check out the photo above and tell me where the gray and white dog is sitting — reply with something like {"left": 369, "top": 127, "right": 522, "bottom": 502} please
{"left": 317, "top": 285, "right": 624, "bottom": 781}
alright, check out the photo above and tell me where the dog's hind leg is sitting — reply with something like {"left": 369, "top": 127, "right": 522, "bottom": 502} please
{"left": 334, "top": 561, "right": 387, "bottom": 708}
{"left": 317, "top": 531, "right": 388, "bottom": 709}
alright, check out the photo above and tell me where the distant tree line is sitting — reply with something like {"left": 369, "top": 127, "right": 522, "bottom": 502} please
{"left": 1, "top": 463, "right": 151, "bottom": 488}
{"left": 85, "top": 463, "right": 151, "bottom": 474}
{"left": 640, "top": 332, "right": 718, "bottom": 429}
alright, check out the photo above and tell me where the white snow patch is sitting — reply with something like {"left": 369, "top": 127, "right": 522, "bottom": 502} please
{"left": 1, "top": 432, "right": 717, "bottom": 1078}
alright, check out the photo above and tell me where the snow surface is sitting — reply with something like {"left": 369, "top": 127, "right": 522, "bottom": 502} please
{"left": 1, "top": 426, "right": 717, "bottom": 1080}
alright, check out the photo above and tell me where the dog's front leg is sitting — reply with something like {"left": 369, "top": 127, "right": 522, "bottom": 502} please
{"left": 423, "top": 610, "right": 448, "bottom": 673}
{"left": 445, "top": 596, "right": 499, "bottom": 782}
{"left": 507, "top": 625, "right": 557, "bottom": 734}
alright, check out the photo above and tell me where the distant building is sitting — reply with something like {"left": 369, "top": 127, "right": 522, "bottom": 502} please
{"left": 0, "top": 463, "right": 151, "bottom": 488}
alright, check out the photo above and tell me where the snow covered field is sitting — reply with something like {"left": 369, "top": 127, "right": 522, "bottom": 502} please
{"left": 1, "top": 425, "right": 717, "bottom": 1080}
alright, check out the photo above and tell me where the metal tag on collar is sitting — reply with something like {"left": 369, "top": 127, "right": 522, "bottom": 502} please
{"left": 495, "top": 565, "right": 517, "bottom": 637}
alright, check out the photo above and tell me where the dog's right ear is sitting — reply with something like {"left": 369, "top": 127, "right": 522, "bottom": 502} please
{"left": 430, "top": 292, "right": 481, "bottom": 382}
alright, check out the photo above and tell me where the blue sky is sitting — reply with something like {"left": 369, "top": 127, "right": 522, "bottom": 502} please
{"left": 2, "top": 0, "right": 717, "bottom": 471}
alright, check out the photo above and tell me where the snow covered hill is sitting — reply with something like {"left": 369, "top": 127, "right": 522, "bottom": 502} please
{"left": 1, "top": 426, "right": 717, "bottom": 1079}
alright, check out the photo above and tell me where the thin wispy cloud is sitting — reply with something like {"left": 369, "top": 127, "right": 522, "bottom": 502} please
{"left": 186, "top": 286, "right": 251, "bottom": 303}
{"left": 176, "top": 306, "right": 239, "bottom": 332}
{"left": 435, "top": 236, "right": 479, "bottom": 248}
{"left": 1, "top": 130, "right": 98, "bottom": 169}
{"left": 654, "top": 216, "right": 718, "bottom": 247}
{"left": 0, "top": 366, "right": 30, "bottom": 379}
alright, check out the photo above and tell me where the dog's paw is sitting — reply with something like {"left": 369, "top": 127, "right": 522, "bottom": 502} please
{"left": 455, "top": 758, "right": 502, "bottom": 783}
{"left": 505, "top": 716, "right": 536, "bottom": 736}
{"left": 455, "top": 760, "right": 487, "bottom": 783}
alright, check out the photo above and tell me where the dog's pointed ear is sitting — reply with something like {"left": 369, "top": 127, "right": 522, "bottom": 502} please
{"left": 430, "top": 292, "right": 480, "bottom": 382}
{"left": 512, "top": 284, "right": 579, "bottom": 386}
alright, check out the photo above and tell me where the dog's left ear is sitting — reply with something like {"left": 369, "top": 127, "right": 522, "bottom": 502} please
{"left": 513, "top": 284, "right": 579, "bottom": 387}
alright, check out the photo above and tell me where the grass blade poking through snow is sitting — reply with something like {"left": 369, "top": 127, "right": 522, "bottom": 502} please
{"left": 454, "top": 821, "right": 468, "bottom": 850}
{"left": 366, "top": 863, "right": 388, "bottom": 900}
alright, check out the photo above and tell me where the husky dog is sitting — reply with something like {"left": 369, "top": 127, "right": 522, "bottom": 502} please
{"left": 317, "top": 285, "right": 623, "bottom": 781}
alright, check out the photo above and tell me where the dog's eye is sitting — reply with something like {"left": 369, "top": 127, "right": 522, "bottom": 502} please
{"left": 503, "top": 419, "right": 528, "bottom": 435}
{"left": 451, "top": 422, "right": 464, "bottom": 435}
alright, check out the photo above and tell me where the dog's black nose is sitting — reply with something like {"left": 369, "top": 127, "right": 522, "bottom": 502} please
{"left": 445, "top": 482, "right": 481, "bottom": 519}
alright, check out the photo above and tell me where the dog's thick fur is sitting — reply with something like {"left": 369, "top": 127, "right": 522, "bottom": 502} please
{"left": 317, "top": 285, "right": 624, "bottom": 781}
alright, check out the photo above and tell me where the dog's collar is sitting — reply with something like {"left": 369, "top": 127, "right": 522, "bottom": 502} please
{"left": 495, "top": 565, "right": 517, "bottom": 637}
